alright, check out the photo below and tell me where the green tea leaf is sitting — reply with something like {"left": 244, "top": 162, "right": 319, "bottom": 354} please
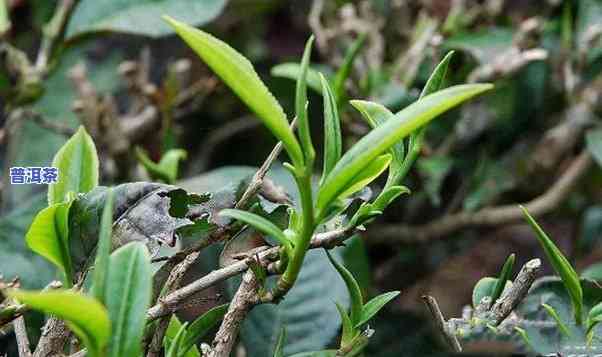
{"left": 586, "top": 129, "right": 602, "bottom": 168}
{"left": 338, "top": 154, "right": 392, "bottom": 200}
{"left": 25, "top": 201, "right": 73, "bottom": 285}
{"left": 521, "top": 206, "right": 583, "bottom": 325}
{"left": 542, "top": 303, "right": 571, "bottom": 337}
{"left": 48, "top": 126, "right": 99, "bottom": 205}
{"left": 104, "top": 242, "right": 152, "bottom": 357}
{"left": 136, "top": 147, "right": 187, "bottom": 184}
{"left": 335, "top": 302, "right": 356, "bottom": 347}
{"left": 492, "top": 253, "right": 515, "bottom": 303}
{"left": 165, "top": 316, "right": 200, "bottom": 357}
{"left": 164, "top": 16, "right": 303, "bottom": 167}
{"left": 219, "top": 209, "right": 291, "bottom": 249}
{"left": 349, "top": 100, "right": 403, "bottom": 166}
{"left": 8, "top": 290, "right": 110, "bottom": 357}
{"left": 66, "top": 0, "right": 226, "bottom": 38}
{"left": 587, "top": 301, "right": 602, "bottom": 334}
{"left": 166, "top": 321, "right": 189, "bottom": 357}
{"left": 326, "top": 250, "right": 363, "bottom": 325}
{"left": 333, "top": 33, "right": 366, "bottom": 101}
{"left": 320, "top": 73, "right": 342, "bottom": 183}
{"left": 271, "top": 63, "right": 324, "bottom": 94}
{"left": 182, "top": 304, "right": 229, "bottom": 353}
{"left": 296, "top": 36, "right": 315, "bottom": 158}
{"left": 355, "top": 291, "right": 400, "bottom": 328}
{"left": 273, "top": 327, "right": 287, "bottom": 357}
{"left": 92, "top": 188, "right": 114, "bottom": 302}
{"left": 316, "top": 84, "right": 492, "bottom": 217}
{"left": 420, "top": 51, "right": 454, "bottom": 98}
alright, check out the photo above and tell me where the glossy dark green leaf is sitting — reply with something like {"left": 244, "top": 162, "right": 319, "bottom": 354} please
{"left": 25, "top": 201, "right": 73, "bottom": 286}
{"left": 355, "top": 291, "right": 400, "bottom": 328}
{"left": 522, "top": 206, "right": 583, "bottom": 325}
{"left": 320, "top": 73, "right": 342, "bottom": 183}
{"left": 104, "top": 242, "right": 152, "bottom": 357}
{"left": 316, "top": 84, "right": 492, "bottom": 218}
{"left": 164, "top": 16, "right": 303, "bottom": 167}
{"left": 492, "top": 253, "right": 515, "bottom": 304}
{"left": 48, "top": 126, "right": 99, "bottom": 205}
{"left": 92, "top": 189, "right": 114, "bottom": 302}
{"left": 66, "top": 0, "right": 226, "bottom": 38}
{"left": 8, "top": 289, "right": 110, "bottom": 357}
{"left": 326, "top": 250, "right": 363, "bottom": 325}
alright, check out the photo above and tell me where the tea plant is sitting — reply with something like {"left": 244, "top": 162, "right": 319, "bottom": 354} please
{"left": 0, "top": 15, "right": 491, "bottom": 357}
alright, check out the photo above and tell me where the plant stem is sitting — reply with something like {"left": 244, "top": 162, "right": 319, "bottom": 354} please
{"left": 271, "top": 167, "right": 315, "bottom": 301}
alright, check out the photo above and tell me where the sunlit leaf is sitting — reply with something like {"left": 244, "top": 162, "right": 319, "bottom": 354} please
{"left": 8, "top": 290, "right": 110, "bottom": 357}
{"left": 338, "top": 154, "right": 392, "bottom": 200}
{"left": 166, "top": 321, "right": 189, "bottom": 357}
{"left": 164, "top": 16, "right": 303, "bottom": 166}
{"left": 48, "top": 126, "right": 99, "bottom": 205}
{"left": 587, "top": 301, "right": 602, "bottom": 334}
{"left": 316, "top": 84, "right": 492, "bottom": 218}
{"left": 25, "top": 201, "right": 73, "bottom": 285}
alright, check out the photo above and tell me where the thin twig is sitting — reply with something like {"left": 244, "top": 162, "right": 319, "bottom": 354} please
{"left": 235, "top": 118, "right": 297, "bottom": 210}
{"left": 35, "top": 0, "right": 78, "bottom": 74}
{"left": 368, "top": 151, "right": 593, "bottom": 243}
{"left": 422, "top": 295, "right": 462, "bottom": 352}
{"left": 491, "top": 259, "right": 542, "bottom": 325}
{"left": 13, "top": 316, "right": 31, "bottom": 357}
{"left": 207, "top": 270, "right": 259, "bottom": 357}
{"left": 146, "top": 251, "right": 200, "bottom": 357}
